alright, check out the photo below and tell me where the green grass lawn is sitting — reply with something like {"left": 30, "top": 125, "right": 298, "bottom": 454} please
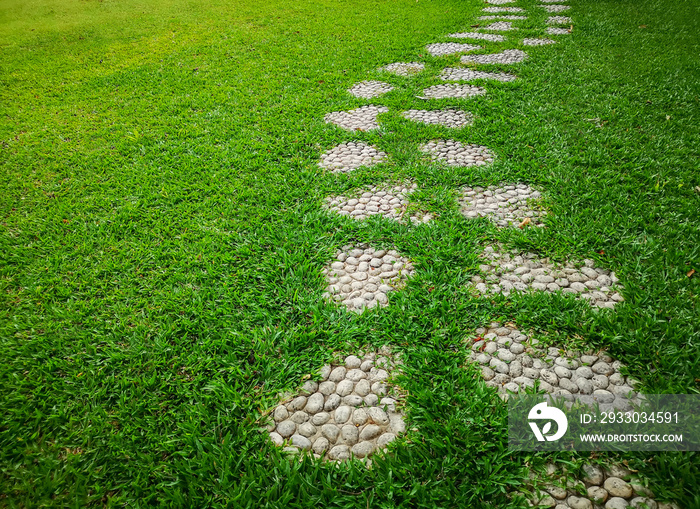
{"left": 1, "top": 0, "right": 699, "bottom": 506}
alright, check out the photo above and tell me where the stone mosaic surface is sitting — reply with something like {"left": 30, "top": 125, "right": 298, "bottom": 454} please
{"left": 447, "top": 32, "right": 506, "bottom": 42}
{"left": 478, "top": 15, "right": 527, "bottom": 20}
{"left": 441, "top": 67, "right": 517, "bottom": 82}
{"left": 318, "top": 142, "right": 387, "bottom": 173}
{"left": 348, "top": 80, "right": 394, "bottom": 99}
{"left": 458, "top": 184, "right": 544, "bottom": 228}
{"left": 468, "top": 245, "right": 625, "bottom": 308}
{"left": 468, "top": 324, "right": 640, "bottom": 407}
{"left": 425, "top": 43, "right": 482, "bottom": 57}
{"left": 527, "top": 462, "right": 677, "bottom": 509}
{"left": 378, "top": 62, "right": 425, "bottom": 76}
{"left": 325, "top": 105, "right": 389, "bottom": 131}
{"left": 419, "top": 84, "right": 486, "bottom": 100}
{"left": 402, "top": 109, "right": 474, "bottom": 128}
{"left": 460, "top": 49, "right": 528, "bottom": 65}
{"left": 324, "top": 183, "right": 432, "bottom": 224}
{"left": 547, "top": 15, "right": 572, "bottom": 24}
{"left": 547, "top": 27, "right": 571, "bottom": 35}
{"left": 482, "top": 21, "right": 518, "bottom": 31}
{"left": 542, "top": 4, "right": 571, "bottom": 12}
{"left": 483, "top": 6, "right": 525, "bottom": 12}
{"left": 420, "top": 140, "right": 495, "bottom": 167}
{"left": 267, "top": 352, "right": 407, "bottom": 461}
{"left": 322, "top": 244, "right": 415, "bottom": 312}
{"left": 523, "top": 38, "right": 557, "bottom": 46}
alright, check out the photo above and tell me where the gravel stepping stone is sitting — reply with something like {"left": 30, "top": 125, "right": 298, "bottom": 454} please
{"left": 447, "top": 32, "right": 506, "bottom": 42}
{"left": 348, "top": 80, "right": 394, "bottom": 98}
{"left": 425, "top": 43, "right": 482, "bottom": 56}
{"left": 318, "top": 142, "right": 387, "bottom": 173}
{"left": 478, "top": 15, "right": 527, "bottom": 20}
{"left": 483, "top": 6, "right": 525, "bottom": 12}
{"left": 542, "top": 4, "right": 570, "bottom": 12}
{"left": 458, "top": 184, "right": 544, "bottom": 227}
{"left": 322, "top": 244, "right": 415, "bottom": 312}
{"left": 482, "top": 21, "right": 518, "bottom": 31}
{"left": 324, "top": 183, "right": 432, "bottom": 224}
{"left": 419, "top": 84, "right": 486, "bottom": 100}
{"left": 547, "top": 27, "right": 571, "bottom": 35}
{"left": 468, "top": 245, "right": 625, "bottom": 308}
{"left": 402, "top": 109, "right": 474, "bottom": 128}
{"left": 378, "top": 62, "right": 424, "bottom": 76}
{"left": 440, "top": 68, "right": 517, "bottom": 82}
{"left": 325, "top": 105, "right": 389, "bottom": 131}
{"left": 523, "top": 38, "right": 557, "bottom": 46}
{"left": 547, "top": 15, "right": 572, "bottom": 24}
{"left": 460, "top": 49, "right": 528, "bottom": 64}
{"left": 420, "top": 139, "right": 495, "bottom": 167}
{"left": 267, "top": 351, "right": 407, "bottom": 461}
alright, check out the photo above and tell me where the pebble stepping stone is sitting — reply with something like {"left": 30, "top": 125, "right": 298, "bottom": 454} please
{"left": 348, "top": 80, "right": 394, "bottom": 98}
{"left": 468, "top": 323, "right": 641, "bottom": 405}
{"left": 324, "top": 183, "right": 432, "bottom": 224}
{"left": 458, "top": 184, "right": 544, "bottom": 227}
{"left": 418, "top": 84, "right": 486, "bottom": 100}
{"left": 486, "top": 0, "right": 515, "bottom": 3}
{"left": 266, "top": 351, "right": 407, "bottom": 461}
{"left": 447, "top": 32, "right": 506, "bottom": 42}
{"left": 547, "top": 27, "right": 571, "bottom": 35}
{"left": 478, "top": 15, "right": 527, "bottom": 20}
{"left": 468, "top": 244, "right": 625, "bottom": 308}
{"left": 542, "top": 4, "right": 570, "bottom": 12}
{"left": 322, "top": 244, "right": 415, "bottom": 312}
{"left": 402, "top": 109, "right": 474, "bottom": 128}
{"left": 540, "top": 0, "right": 568, "bottom": 3}
{"left": 440, "top": 67, "right": 517, "bottom": 82}
{"left": 460, "top": 49, "right": 528, "bottom": 64}
{"left": 547, "top": 15, "right": 572, "bottom": 24}
{"left": 425, "top": 43, "right": 482, "bottom": 56}
{"left": 481, "top": 21, "right": 518, "bottom": 31}
{"left": 482, "top": 6, "right": 525, "bottom": 12}
{"left": 420, "top": 139, "right": 495, "bottom": 167}
{"left": 324, "top": 105, "right": 388, "bottom": 131}
{"left": 523, "top": 38, "right": 557, "bottom": 46}
{"left": 318, "top": 142, "right": 387, "bottom": 173}
{"left": 378, "top": 62, "right": 424, "bottom": 76}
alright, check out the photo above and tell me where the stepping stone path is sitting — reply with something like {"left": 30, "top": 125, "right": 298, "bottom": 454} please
{"left": 325, "top": 105, "right": 388, "bottom": 131}
{"left": 322, "top": 244, "right": 415, "bottom": 312}
{"left": 267, "top": 352, "right": 407, "bottom": 461}
{"left": 348, "top": 80, "right": 394, "bottom": 98}
{"left": 467, "top": 324, "right": 641, "bottom": 406}
{"left": 378, "top": 62, "right": 424, "bottom": 76}
{"left": 547, "top": 15, "right": 572, "bottom": 24}
{"left": 478, "top": 15, "right": 527, "bottom": 20}
{"left": 402, "top": 109, "right": 474, "bottom": 128}
{"left": 447, "top": 32, "right": 506, "bottom": 42}
{"left": 542, "top": 4, "right": 571, "bottom": 12}
{"left": 458, "top": 184, "right": 544, "bottom": 228}
{"left": 523, "top": 37, "right": 557, "bottom": 46}
{"left": 468, "top": 245, "right": 625, "bottom": 308}
{"left": 440, "top": 68, "right": 517, "bottom": 82}
{"left": 483, "top": 6, "right": 525, "bottom": 13}
{"left": 425, "top": 43, "right": 481, "bottom": 56}
{"left": 318, "top": 142, "right": 387, "bottom": 173}
{"left": 460, "top": 49, "right": 528, "bottom": 65}
{"left": 419, "top": 84, "right": 486, "bottom": 100}
{"left": 324, "top": 183, "right": 432, "bottom": 224}
{"left": 420, "top": 140, "right": 495, "bottom": 167}
{"left": 526, "top": 463, "right": 674, "bottom": 509}
{"left": 482, "top": 21, "right": 518, "bottom": 31}
{"left": 547, "top": 27, "right": 571, "bottom": 35}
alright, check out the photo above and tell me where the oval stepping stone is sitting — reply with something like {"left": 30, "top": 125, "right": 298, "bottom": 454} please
{"left": 483, "top": 6, "right": 525, "bottom": 12}
{"left": 547, "top": 15, "right": 572, "bottom": 24}
{"left": 378, "top": 62, "right": 424, "bottom": 76}
{"left": 440, "top": 68, "right": 517, "bottom": 82}
{"left": 458, "top": 184, "right": 544, "bottom": 227}
{"left": 420, "top": 139, "right": 495, "bottom": 167}
{"left": 542, "top": 4, "right": 570, "bottom": 12}
{"left": 547, "top": 27, "right": 571, "bottom": 35}
{"left": 419, "top": 84, "right": 486, "bottom": 100}
{"left": 482, "top": 21, "right": 518, "bottom": 31}
{"left": 460, "top": 49, "right": 528, "bottom": 64}
{"left": 447, "top": 32, "right": 506, "bottom": 42}
{"left": 324, "top": 182, "right": 431, "bottom": 224}
{"left": 478, "top": 15, "right": 527, "bottom": 20}
{"left": 324, "top": 105, "right": 388, "bottom": 131}
{"left": 425, "top": 43, "right": 482, "bottom": 56}
{"left": 348, "top": 80, "right": 394, "bottom": 99}
{"left": 318, "top": 142, "right": 387, "bottom": 173}
{"left": 523, "top": 38, "right": 557, "bottom": 46}
{"left": 402, "top": 109, "right": 474, "bottom": 128}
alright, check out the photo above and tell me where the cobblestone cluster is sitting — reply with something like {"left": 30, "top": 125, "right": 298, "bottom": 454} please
{"left": 458, "top": 184, "right": 545, "bottom": 228}
{"left": 447, "top": 32, "right": 506, "bottom": 42}
{"left": 419, "top": 84, "right": 486, "bottom": 99}
{"left": 348, "top": 80, "right": 394, "bottom": 98}
{"left": 425, "top": 43, "right": 482, "bottom": 56}
{"left": 547, "top": 27, "right": 572, "bottom": 35}
{"left": 441, "top": 67, "right": 518, "bottom": 82}
{"left": 322, "top": 244, "right": 415, "bottom": 312}
{"left": 402, "top": 109, "right": 474, "bottom": 128}
{"left": 482, "top": 21, "right": 518, "bottom": 31}
{"left": 324, "top": 183, "right": 431, "bottom": 224}
{"left": 460, "top": 49, "right": 528, "bottom": 64}
{"left": 420, "top": 140, "right": 495, "bottom": 167}
{"left": 468, "top": 245, "right": 625, "bottom": 308}
{"left": 325, "top": 105, "right": 389, "bottom": 131}
{"left": 547, "top": 15, "right": 572, "bottom": 24}
{"left": 318, "top": 142, "right": 387, "bottom": 173}
{"left": 522, "top": 38, "right": 557, "bottom": 46}
{"left": 542, "top": 4, "right": 571, "bottom": 12}
{"left": 267, "top": 352, "right": 407, "bottom": 461}
{"left": 378, "top": 62, "right": 424, "bottom": 76}
{"left": 483, "top": 6, "right": 525, "bottom": 12}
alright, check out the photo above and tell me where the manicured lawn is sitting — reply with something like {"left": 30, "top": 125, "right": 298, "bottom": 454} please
{"left": 1, "top": 0, "right": 698, "bottom": 506}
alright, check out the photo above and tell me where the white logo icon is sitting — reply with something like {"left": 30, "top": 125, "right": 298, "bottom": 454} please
{"left": 528, "top": 402, "right": 568, "bottom": 442}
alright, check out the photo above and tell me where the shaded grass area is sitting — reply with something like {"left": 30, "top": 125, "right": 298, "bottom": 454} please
{"left": 1, "top": 0, "right": 699, "bottom": 506}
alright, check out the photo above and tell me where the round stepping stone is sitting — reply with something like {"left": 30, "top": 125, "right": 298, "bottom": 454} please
{"left": 322, "top": 244, "right": 415, "bottom": 312}
{"left": 478, "top": 15, "right": 527, "bottom": 20}
{"left": 482, "top": 6, "right": 525, "bottom": 12}
{"left": 523, "top": 38, "right": 557, "bottom": 46}
{"left": 425, "top": 43, "right": 482, "bottom": 57}
{"left": 458, "top": 184, "right": 544, "bottom": 227}
{"left": 482, "top": 21, "right": 518, "bottom": 31}
{"left": 546, "top": 27, "right": 571, "bottom": 35}
{"left": 420, "top": 139, "right": 495, "bottom": 167}
{"left": 402, "top": 109, "right": 474, "bottom": 128}
{"left": 542, "top": 4, "right": 570, "bottom": 12}
{"left": 324, "top": 105, "right": 389, "bottom": 131}
{"left": 318, "top": 142, "right": 387, "bottom": 173}
{"left": 378, "top": 62, "right": 424, "bottom": 76}
{"left": 547, "top": 15, "right": 572, "bottom": 24}
{"left": 486, "top": 0, "right": 515, "bottom": 3}
{"left": 348, "top": 80, "right": 394, "bottom": 99}
{"left": 324, "top": 182, "right": 431, "bottom": 224}
{"left": 419, "top": 84, "right": 486, "bottom": 100}
{"left": 447, "top": 32, "right": 506, "bottom": 42}
{"left": 440, "top": 68, "right": 517, "bottom": 82}
{"left": 460, "top": 49, "right": 528, "bottom": 64}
